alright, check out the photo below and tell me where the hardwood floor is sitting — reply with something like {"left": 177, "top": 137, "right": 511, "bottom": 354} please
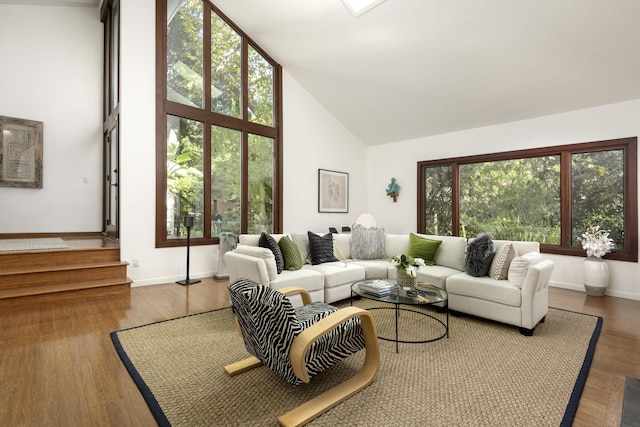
{"left": 0, "top": 281, "right": 637, "bottom": 426}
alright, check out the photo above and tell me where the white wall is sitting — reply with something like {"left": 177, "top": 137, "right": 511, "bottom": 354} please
{"left": 282, "top": 71, "right": 368, "bottom": 232}
{"left": 118, "top": 0, "right": 368, "bottom": 285}
{"left": 368, "top": 99, "right": 640, "bottom": 300}
{"left": 0, "top": 5, "right": 103, "bottom": 233}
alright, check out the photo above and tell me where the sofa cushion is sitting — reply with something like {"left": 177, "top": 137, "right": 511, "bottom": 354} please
{"left": 406, "top": 233, "right": 442, "bottom": 265}
{"left": 508, "top": 251, "right": 543, "bottom": 288}
{"left": 416, "top": 234, "right": 467, "bottom": 271}
{"left": 278, "top": 235, "right": 303, "bottom": 271}
{"left": 465, "top": 233, "right": 495, "bottom": 277}
{"left": 239, "top": 234, "right": 287, "bottom": 247}
{"left": 489, "top": 242, "right": 518, "bottom": 280}
{"left": 389, "top": 264, "right": 460, "bottom": 290}
{"left": 269, "top": 268, "right": 325, "bottom": 294}
{"left": 234, "top": 245, "right": 278, "bottom": 281}
{"left": 384, "top": 234, "right": 409, "bottom": 259}
{"left": 351, "top": 259, "right": 391, "bottom": 279}
{"left": 304, "top": 262, "right": 365, "bottom": 289}
{"left": 351, "top": 224, "right": 386, "bottom": 259}
{"left": 308, "top": 232, "right": 339, "bottom": 265}
{"left": 259, "top": 232, "right": 285, "bottom": 274}
{"left": 446, "top": 274, "right": 522, "bottom": 307}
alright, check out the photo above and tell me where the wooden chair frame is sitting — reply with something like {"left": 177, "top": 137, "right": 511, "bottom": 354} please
{"left": 224, "top": 286, "right": 380, "bottom": 427}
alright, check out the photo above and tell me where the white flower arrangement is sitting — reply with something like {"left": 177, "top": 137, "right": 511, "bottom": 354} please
{"left": 391, "top": 254, "right": 425, "bottom": 278}
{"left": 580, "top": 226, "right": 615, "bottom": 258}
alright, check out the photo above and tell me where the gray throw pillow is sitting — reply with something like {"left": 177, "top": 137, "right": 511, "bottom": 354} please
{"left": 465, "top": 232, "right": 495, "bottom": 277}
{"left": 351, "top": 224, "right": 386, "bottom": 260}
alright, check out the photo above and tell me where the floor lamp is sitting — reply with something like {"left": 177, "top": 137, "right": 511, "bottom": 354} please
{"left": 177, "top": 215, "right": 201, "bottom": 286}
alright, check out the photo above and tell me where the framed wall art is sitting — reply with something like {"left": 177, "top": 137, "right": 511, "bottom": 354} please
{"left": 0, "top": 115, "right": 43, "bottom": 188}
{"left": 318, "top": 169, "right": 349, "bottom": 213}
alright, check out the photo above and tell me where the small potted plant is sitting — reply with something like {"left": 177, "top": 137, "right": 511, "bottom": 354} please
{"left": 580, "top": 226, "right": 614, "bottom": 296}
{"left": 391, "top": 254, "right": 425, "bottom": 289}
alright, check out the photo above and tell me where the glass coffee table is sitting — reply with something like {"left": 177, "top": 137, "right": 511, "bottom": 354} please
{"left": 351, "top": 279, "right": 449, "bottom": 353}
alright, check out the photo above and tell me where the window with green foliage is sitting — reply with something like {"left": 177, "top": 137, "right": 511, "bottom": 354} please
{"left": 157, "top": 0, "right": 282, "bottom": 247}
{"left": 418, "top": 138, "right": 637, "bottom": 261}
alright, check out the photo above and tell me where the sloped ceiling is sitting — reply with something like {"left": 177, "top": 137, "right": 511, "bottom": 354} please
{"left": 5, "top": 0, "right": 640, "bottom": 146}
{"left": 215, "top": 0, "right": 640, "bottom": 145}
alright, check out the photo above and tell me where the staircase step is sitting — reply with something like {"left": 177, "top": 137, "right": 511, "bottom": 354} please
{"left": 0, "top": 234, "right": 130, "bottom": 300}
{"left": 0, "top": 247, "right": 120, "bottom": 272}
{"left": 0, "top": 277, "right": 133, "bottom": 299}
{"left": 0, "top": 262, "right": 129, "bottom": 289}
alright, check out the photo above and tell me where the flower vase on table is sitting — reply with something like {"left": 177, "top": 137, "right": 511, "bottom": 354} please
{"left": 397, "top": 269, "right": 417, "bottom": 290}
{"left": 391, "top": 254, "right": 425, "bottom": 291}
{"left": 580, "top": 226, "right": 615, "bottom": 297}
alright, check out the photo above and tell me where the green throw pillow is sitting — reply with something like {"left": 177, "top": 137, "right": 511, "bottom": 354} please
{"left": 406, "top": 233, "right": 442, "bottom": 266}
{"left": 278, "top": 235, "right": 303, "bottom": 271}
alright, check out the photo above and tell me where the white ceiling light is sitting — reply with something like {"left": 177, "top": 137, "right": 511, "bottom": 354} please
{"left": 342, "top": 0, "right": 387, "bottom": 17}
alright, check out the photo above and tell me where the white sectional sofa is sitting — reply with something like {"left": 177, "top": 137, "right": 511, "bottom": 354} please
{"left": 224, "top": 231, "right": 554, "bottom": 335}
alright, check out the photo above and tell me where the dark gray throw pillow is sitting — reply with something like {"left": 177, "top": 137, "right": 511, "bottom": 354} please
{"left": 465, "top": 232, "right": 495, "bottom": 277}
{"left": 259, "top": 232, "right": 285, "bottom": 274}
{"left": 307, "top": 232, "right": 339, "bottom": 265}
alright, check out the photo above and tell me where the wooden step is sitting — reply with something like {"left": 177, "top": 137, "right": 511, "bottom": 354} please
{"left": 0, "top": 277, "right": 133, "bottom": 299}
{"left": 0, "top": 261, "right": 129, "bottom": 289}
{"left": 0, "top": 247, "right": 121, "bottom": 273}
{"left": 0, "top": 233, "right": 130, "bottom": 300}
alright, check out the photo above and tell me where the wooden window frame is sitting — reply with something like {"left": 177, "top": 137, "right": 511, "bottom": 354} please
{"left": 155, "top": 0, "right": 283, "bottom": 248}
{"left": 417, "top": 137, "right": 638, "bottom": 262}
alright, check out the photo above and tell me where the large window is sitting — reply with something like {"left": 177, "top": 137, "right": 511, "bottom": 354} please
{"left": 157, "top": 0, "right": 282, "bottom": 247}
{"left": 418, "top": 137, "right": 637, "bottom": 261}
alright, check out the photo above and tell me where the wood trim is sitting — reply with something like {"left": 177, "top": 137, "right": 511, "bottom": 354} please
{"left": 0, "top": 232, "right": 107, "bottom": 239}
{"left": 155, "top": 0, "right": 168, "bottom": 248}
{"left": 417, "top": 137, "right": 638, "bottom": 262}
{"left": 155, "top": 0, "right": 283, "bottom": 246}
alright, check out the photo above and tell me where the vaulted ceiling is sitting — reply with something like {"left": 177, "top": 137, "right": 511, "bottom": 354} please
{"left": 215, "top": 0, "right": 640, "bottom": 145}
{"left": 6, "top": 0, "right": 640, "bottom": 146}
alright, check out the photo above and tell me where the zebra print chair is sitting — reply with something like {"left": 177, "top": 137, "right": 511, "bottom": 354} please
{"left": 225, "top": 278, "right": 380, "bottom": 426}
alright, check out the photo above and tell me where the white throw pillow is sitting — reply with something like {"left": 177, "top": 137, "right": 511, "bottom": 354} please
{"left": 489, "top": 242, "right": 518, "bottom": 280}
{"left": 333, "top": 239, "right": 347, "bottom": 260}
{"left": 507, "top": 251, "right": 542, "bottom": 288}
{"left": 291, "top": 232, "right": 311, "bottom": 264}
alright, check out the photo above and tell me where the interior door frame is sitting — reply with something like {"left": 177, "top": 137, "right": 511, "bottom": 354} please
{"left": 102, "top": 0, "right": 121, "bottom": 240}
{"left": 103, "top": 124, "right": 119, "bottom": 238}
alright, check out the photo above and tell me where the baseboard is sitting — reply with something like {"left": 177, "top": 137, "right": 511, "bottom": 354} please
{"left": 549, "top": 281, "right": 640, "bottom": 301}
{"left": 131, "top": 270, "right": 216, "bottom": 287}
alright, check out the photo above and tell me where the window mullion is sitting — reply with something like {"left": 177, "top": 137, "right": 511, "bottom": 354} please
{"left": 202, "top": 2, "right": 212, "bottom": 239}
{"left": 240, "top": 37, "right": 249, "bottom": 234}
{"left": 560, "top": 152, "right": 572, "bottom": 247}
{"left": 452, "top": 162, "right": 460, "bottom": 237}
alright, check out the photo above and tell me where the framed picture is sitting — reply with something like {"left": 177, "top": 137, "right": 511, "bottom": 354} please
{"left": 0, "top": 115, "right": 43, "bottom": 188}
{"left": 318, "top": 169, "right": 349, "bottom": 213}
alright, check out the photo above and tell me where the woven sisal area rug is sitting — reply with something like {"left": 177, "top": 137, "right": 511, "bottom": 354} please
{"left": 111, "top": 300, "right": 601, "bottom": 427}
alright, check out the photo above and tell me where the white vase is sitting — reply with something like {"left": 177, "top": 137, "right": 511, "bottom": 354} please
{"left": 582, "top": 256, "right": 609, "bottom": 297}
